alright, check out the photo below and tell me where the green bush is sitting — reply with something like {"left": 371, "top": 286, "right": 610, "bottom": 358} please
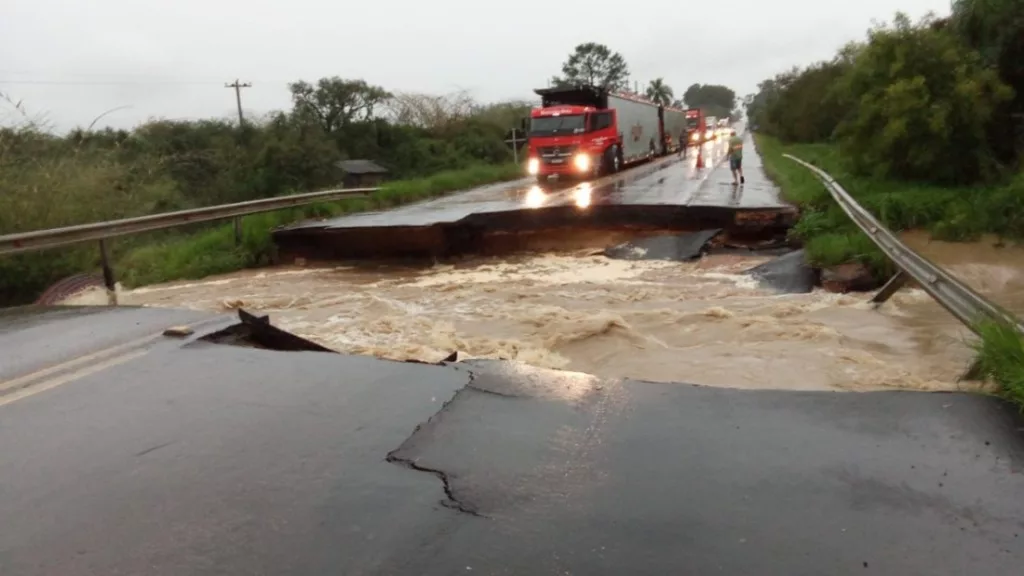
{"left": 834, "top": 13, "right": 1012, "bottom": 185}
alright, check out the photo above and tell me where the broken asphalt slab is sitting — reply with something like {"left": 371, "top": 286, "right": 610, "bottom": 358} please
{"left": 2, "top": 307, "right": 1023, "bottom": 575}
{"left": 745, "top": 248, "right": 818, "bottom": 293}
{"left": 385, "top": 360, "right": 1024, "bottom": 575}
{"left": 603, "top": 229, "right": 723, "bottom": 261}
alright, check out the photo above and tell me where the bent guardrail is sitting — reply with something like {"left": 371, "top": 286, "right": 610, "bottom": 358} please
{"left": 784, "top": 154, "right": 1024, "bottom": 336}
{"left": 0, "top": 186, "right": 377, "bottom": 303}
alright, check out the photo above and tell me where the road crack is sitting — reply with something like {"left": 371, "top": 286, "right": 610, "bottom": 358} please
{"left": 385, "top": 450, "right": 486, "bottom": 518}
{"left": 384, "top": 367, "right": 488, "bottom": 518}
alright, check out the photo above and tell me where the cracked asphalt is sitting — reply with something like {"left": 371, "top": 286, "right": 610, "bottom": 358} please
{"left": 1, "top": 307, "right": 1024, "bottom": 575}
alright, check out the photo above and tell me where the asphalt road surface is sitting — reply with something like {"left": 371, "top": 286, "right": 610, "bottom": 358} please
{"left": 1, "top": 307, "right": 1022, "bottom": 575}
{"left": 279, "top": 131, "right": 785, "bottom": 233}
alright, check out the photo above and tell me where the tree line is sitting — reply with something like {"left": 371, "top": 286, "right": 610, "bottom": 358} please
{"left": 550, "top": 42, "right": 739, "bottom": 120}
{"left": 746, "top": 2, "right": 1023, "bottom": 186}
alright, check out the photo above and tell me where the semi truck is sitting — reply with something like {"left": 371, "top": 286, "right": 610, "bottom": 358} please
{"left": 525, "top": 85, "right": 664, "bottom": 182}
{"left": 684, "top": 109, "right": 707, "bottom": 148}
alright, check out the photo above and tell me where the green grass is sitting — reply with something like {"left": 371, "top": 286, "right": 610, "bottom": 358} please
{"left": 972, "top": 320, "right": 1024, "bottom": 410}
{"left": 755, "top": 134, "right": 1024, "bottom": 277}
{"left": 116, "top": 163, "right": 523, "bottom": 287}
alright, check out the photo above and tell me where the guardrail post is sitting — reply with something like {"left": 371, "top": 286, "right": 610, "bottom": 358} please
{"left": 98, "top": 239, "right": 118, "bottom": 306}
{"left": 870, "top": 270, "right": 908, "bottom": 307}
{"left": 233, "top": 217, "right": 242, "bottom": 245}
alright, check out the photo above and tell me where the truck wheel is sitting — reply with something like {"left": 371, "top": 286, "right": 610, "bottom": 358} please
{"left": 605, "top": 146, "right": 620, "bottom": 175}
{"left": 604, "top": 146, "right": 621, "bottom": 175}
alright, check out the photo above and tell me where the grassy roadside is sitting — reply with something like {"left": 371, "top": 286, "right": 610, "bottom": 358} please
{"left": 116, "top": 163, "right": 523, "bottom": 287}
{"left": 973, "top": 320, "right": 1024, "bottom": 410}
{"left": 756, "top": 134, "right": 1024, "bottom": 407}
{"left": 755, "top": 134, "right": 1024, "bottom": 277}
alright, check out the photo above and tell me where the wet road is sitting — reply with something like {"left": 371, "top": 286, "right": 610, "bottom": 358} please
{"left": 1, "top": 307, "right": 1022, "bottom": 575}
{"left": 280, "top": 131, "right": 785, "bottom": 233}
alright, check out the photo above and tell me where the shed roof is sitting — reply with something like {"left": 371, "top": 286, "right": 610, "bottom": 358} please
{"left": 335, "top": 159, "right": 389, "bottom": 175}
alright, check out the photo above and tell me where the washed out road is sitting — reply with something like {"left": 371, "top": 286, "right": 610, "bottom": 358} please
{"left": 0, "top": 307, "right": 1022, "bottom": 575}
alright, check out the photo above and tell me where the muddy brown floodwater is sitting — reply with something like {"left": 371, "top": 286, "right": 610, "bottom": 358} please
{"left": 57, "top": 230, "right": 1024, "bottom": 392}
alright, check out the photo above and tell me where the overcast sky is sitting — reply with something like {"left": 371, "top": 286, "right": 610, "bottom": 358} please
{"left": 2, "top": 0, "right": 953, "bottom": 132}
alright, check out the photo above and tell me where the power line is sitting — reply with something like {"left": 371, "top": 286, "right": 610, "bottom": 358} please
{"left": 0, "top": 79, "right": 290, "bottom": 86}
{"left": 225, "top": 79, "right": 251, "bottom": 126}
{"left": 0, "top": 80, "right": 229, "bottom": 86}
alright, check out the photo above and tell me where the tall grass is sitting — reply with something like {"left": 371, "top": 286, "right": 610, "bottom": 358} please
{"left": 972, "top": 320, "right": 1024, "bottom": 409}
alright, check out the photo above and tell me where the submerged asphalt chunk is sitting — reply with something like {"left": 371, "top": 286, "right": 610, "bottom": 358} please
{"left": 745, "top": 248, "right": 818, "bottom": 293}
{"left": 603, "top": 229, "right": 723, "bottom": 261}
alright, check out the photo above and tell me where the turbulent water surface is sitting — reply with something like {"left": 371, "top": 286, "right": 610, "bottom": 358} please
{"left": 59, "top": 231, "right": 1024, "bottom": 393}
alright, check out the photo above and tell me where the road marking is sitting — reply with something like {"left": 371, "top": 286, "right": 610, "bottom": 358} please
{"left": 0, "top": 348, "right": 149, "bottom": 408}
{"left": 0, "top": 333, "right": 158, "bottom": 396}
{"left": 0, "top": 314, "right": 227, "bottom": 402}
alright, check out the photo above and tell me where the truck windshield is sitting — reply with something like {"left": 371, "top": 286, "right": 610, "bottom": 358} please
{"left": 530, "top": 115, "right": 585, "bottom": 136}
{"left": 686, "top": 118, "right": 699, "bottom": 129}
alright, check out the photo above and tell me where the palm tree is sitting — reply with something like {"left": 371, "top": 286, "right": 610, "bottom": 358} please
{"left": 645, "top": 78, "right": 674, "bottom": 106}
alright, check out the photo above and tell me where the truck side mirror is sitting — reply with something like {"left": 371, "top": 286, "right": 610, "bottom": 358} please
{"left": 520, "top": 117, "right": 528, "bottom": 132}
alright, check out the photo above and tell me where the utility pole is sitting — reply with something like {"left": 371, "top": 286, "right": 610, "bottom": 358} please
{"left": 225, "top": 79, "right": 251, "bottom": 126}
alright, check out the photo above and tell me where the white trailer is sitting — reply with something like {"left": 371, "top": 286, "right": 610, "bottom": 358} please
{"left": 608, "top": 93, "right": 662, "bottom": 165}
{"left": 662, "top": 107, "right": 688, "bottom": 152}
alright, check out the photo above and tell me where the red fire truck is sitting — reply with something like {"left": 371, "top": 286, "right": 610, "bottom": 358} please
{"left": 525, "top": 85, "right": 667, "bottom": 182}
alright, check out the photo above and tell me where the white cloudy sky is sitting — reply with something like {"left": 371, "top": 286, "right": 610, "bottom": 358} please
{"left": 3, "top": 0, "right": 953, "bottom": 132}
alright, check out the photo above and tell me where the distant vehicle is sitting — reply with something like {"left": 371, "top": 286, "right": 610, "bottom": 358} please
{"left": 684, "top": 109, "right": 707, "bottom": 147}
{"left": 704, "top": 116, "right": 718, "bottom": 141}
{"left": 525, "top": 85, "right": 673, "bottom": 182}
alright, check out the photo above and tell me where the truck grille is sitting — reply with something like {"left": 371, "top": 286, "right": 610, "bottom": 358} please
{"left": 538, "top": 145, "right": 578, "bottom": 165}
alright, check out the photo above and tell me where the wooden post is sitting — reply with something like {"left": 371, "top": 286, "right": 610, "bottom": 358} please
{"left": 99, "top": 239, "right": 117, "bottom": 305}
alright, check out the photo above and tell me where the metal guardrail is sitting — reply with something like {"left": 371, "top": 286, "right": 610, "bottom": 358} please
{"left": 0, "top": 186, "right": 377, "bottom": 256}
{"left": 784, "top": 154, "right": 1024, "bottom": 336}
{"left": 0, "top": 186, "right": 377, "bottom": 304}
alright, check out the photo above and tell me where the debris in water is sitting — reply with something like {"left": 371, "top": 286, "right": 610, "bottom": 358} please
{"left": 163, "top": 326, "right": 194, "bottom": 337}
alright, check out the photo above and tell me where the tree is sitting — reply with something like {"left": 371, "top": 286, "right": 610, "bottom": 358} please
{"left": 387, "top": 91, "right": 476, "bottom": 131}
{"left": 551, "top": 43, "right": 630, "bottom": 90}
{"left": 952, "top": 0, "right": 1024, "bottom": 163}
{"left": 645, "top": 78, "right": 674, "bottom": 106}
{"left": 288, "top": 77, "right": 391, "bottom": 134}
{"left": 681, "top": 84, "right": 738, "bottom": 119}
{"left": 835, "top": 12, "right": 1012, "bottom": 184}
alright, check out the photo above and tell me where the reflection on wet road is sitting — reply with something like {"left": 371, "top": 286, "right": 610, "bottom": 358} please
{"left": 281, "top": 132, "right": 781, "bottom": 232}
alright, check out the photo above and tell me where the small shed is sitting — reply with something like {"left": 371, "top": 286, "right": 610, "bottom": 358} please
{"left": 336, "top": 159, "right": 389, "bottom": 188}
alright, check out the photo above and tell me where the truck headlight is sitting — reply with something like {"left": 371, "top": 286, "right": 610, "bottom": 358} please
{"left": 690, "top": 133, "right": 698, "bottom": 141}
{"left": 573, "top": 154, "right": 591, "bottom": 171}
{"left": 527, "top": 158, "right": 539, "bottom": 175}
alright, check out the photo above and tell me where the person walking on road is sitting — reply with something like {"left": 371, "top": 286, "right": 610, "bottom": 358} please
{"left": 678, "top": 129, "right": 688, "bottom": 158}
{"left": 727, "top": 129, "right": 744, "bottom": 185}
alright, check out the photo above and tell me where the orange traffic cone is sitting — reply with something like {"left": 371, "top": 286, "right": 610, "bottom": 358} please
{"left": 695, "top": 147, "right": 704, "bottom": 169}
